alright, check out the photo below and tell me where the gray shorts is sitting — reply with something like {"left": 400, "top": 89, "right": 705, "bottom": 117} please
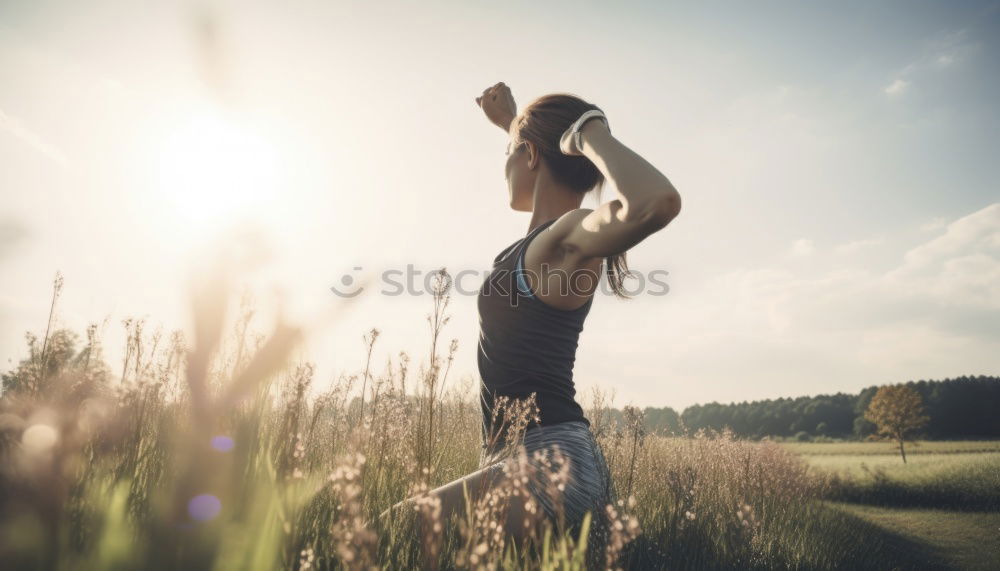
{"left": 479, "top": 420, "right": 616, "bottom": 532}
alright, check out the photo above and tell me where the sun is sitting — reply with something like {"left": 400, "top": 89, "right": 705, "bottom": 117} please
{"left": 153, "top": 106, "right": 281, "bottom": 226}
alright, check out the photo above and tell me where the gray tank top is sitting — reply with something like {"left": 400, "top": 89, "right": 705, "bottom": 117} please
{"left": 477, "top": 218, "right": 594, "bottom": 449}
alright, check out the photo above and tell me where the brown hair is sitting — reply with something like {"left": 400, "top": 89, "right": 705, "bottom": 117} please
{"left": 508, "top": 93, "right": 633, "bottom": 299}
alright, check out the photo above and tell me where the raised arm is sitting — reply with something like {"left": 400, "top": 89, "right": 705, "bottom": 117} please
{"left": 553, "top": 117, "right": 681, "bottom": 259}
{"left": 476, "top": 82, "right": 517, "bottom": 132}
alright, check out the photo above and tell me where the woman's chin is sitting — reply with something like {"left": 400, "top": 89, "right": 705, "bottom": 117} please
{"left": 508, "top": 194, "right": 532, "bottom": 212}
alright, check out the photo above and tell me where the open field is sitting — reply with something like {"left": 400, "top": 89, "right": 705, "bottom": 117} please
{"left": 795, "top": 451, "right": 997, "bottom": 476}
{"left": 829, "top": 503, "right": 1000, "bottom": 571}
{"left": 783, "top": 440, "right": 1000, "bottom": 510}
{"left": 782, "top": 440, "right": 1000, "bottom": 484}
{"left": 780, "top": 440, "right": 1000, "bottom": 456}
{"left": 781, "top": 440, "right": 1000, "bottom": 569}
{"left": 3, "top": 277, "right": 998, "bottom": 569}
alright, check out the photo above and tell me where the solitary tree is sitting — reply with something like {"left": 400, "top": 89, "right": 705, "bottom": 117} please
{"left": 864, "top": 384, "right": 930, "bottom": 463}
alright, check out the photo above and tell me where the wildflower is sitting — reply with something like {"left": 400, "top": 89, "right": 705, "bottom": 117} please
{"left": 736, "top": 502, "right": 759, "bottom": 532}
{"left": 299, "top": 548, "right": 315, "bottom": 570}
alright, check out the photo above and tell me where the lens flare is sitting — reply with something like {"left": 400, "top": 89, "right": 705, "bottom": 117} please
{"left": 22, "top": 424, "right": 58, "bottom": 455}
{"left": 188, "top": 494, "right": 222, "bottom": 521}
{"left": 211, "top": 435, "right": 234, "bottom": 452}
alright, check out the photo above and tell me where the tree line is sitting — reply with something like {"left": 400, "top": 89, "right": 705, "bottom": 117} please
{"left": 610, "top": 375, "right": 1000, "bottom": 440}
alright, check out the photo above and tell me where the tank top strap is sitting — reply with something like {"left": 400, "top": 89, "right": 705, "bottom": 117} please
{"left": 495, "top": 218, "right": 559, "bottom": 266}
{"left": 516, "top": 218, "right": 558, "bottom": 257}
{"left": 511, "top": 218, "right": 558, "bottom": 296}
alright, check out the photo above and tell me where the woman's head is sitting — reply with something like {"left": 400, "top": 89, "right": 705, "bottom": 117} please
{"left": 504, "top": 93, "right": 607, "bottom": 212}
{"left": 503, "top": 93, "right": 633, "bottom": 299}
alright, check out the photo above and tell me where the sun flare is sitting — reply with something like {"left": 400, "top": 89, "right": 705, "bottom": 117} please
{"left": 153, "top": 107, "right": 281, "bottom": 226}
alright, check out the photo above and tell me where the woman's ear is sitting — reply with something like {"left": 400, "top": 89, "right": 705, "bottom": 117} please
{"left": 525, "top": 141, "right": 538, "bottom": 169}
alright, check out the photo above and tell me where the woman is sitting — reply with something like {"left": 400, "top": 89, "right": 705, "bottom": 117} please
{"left": 382, "top": 82, "right": 681, "bottom": 556}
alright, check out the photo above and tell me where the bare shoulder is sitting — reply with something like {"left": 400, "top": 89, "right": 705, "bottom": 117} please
{"left": 531, "top": 208, "right": 595, "bottom": 260}
{"left": 547, "top": 208, "right": 594, "bottom": 239}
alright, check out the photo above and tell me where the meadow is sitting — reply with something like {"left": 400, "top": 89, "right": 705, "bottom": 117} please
{"left": 783, "top": 440, "right": 1000, "bottom": 569}
{"left": 1, "top": 270, "right": 997, "bottom": 570}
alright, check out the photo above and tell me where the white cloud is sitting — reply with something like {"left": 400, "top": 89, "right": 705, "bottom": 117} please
{"left": 896, "top": 204, "right": 999, "bottom": 270}
{"left": 754, "top": 203, "right": 1000, "bottom": 332}
{"left": 920, "top": 217, "right": 949, "bottom": 232}
{"left": 926, "top": 29, "right": 976, "bottom": 69}
{"left": 935, "top": 54, "right": 954, "bottom": 67}
{"left": 627, "top": 202, "right": 1000, "bottom": 406}
{"left": 883, "top": 28, "right": 978, "bottom": 98}
{"left": 885, "top": 203, "right": 1000, "bottom": 309}
{"left": 884, "top": 78, "right": 909, "bottom": 96}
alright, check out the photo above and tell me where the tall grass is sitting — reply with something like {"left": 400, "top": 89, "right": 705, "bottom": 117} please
{"left": 816, "top": 455, "right": 1000, "bottom": 511}
{"left": 0, "top": 265, "right": 946, "bottom": 569}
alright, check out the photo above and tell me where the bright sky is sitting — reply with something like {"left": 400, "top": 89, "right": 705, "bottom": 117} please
{"left": 2, "top": 0, "right": 998, "bottom": 411}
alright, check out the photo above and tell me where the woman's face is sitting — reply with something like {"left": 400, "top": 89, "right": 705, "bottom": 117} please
{"left": 505, "top": 140, "right": 533, "bottom": 212}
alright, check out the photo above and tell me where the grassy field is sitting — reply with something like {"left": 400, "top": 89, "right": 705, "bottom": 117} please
{"left": 830, "top": 503, "right": 1000, "bottom": 571}
{"left": 793, "top": 451, "right": 997, "bottom": 476}
{"left": 783, "top": 440, "right": 1000, "bottom": 509}
{"left": 781, "top": 439, "right": 1000, "bottom": 457}
{"left": 782, "top": 440, "right": 1000, "bottom": 569}
{"left": 2, "top": 273, "right": 998, "bottom": 569}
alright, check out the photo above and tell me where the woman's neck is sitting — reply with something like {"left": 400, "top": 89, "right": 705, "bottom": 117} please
{"left": 527, "top": 181, "right": 583, "bottom": 233}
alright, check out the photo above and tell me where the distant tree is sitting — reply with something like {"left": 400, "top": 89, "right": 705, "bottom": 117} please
{"left": 852, "top": 415, "right": 876, "bottom": 439}
{"left": 642, "top": 406, "right": 680, "bottom": 435}
{"left": 815, "top": 421, "right": 828, "bottom": 436}
{"left": 1, "top": 272, "right": 113, "bottom": 402}
{"left": 864, "top": 385, "right": 930, "bottom": 463}
{"left": 1, "top": 326, "right": 112, "bottom": 401}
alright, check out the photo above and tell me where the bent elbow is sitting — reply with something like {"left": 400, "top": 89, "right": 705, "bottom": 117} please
{"left": 641, "top": 189, "right": 681, "bottom": 230}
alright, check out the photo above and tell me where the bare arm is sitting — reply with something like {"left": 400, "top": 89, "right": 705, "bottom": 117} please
{"left": 473, "top": 82, "right": 680, "bottom": 258}
{"left": 554, "top": 118, "right": 681, "bottom": 259}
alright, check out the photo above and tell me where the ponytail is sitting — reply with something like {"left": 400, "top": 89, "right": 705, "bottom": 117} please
{"left": 604, "top": 252, "right": 633, "bottom": 299}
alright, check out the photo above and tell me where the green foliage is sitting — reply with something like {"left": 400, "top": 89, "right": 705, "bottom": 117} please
{"left": 673, "top": 376, "right": 999, "bottom": 440}
{"left": 864, "top": 384, "right": 930, "bottom": 463}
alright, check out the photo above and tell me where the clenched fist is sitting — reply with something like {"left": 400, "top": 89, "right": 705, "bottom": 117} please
{"left": 475, "top": 81, "right": 517, "bottom": 132}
